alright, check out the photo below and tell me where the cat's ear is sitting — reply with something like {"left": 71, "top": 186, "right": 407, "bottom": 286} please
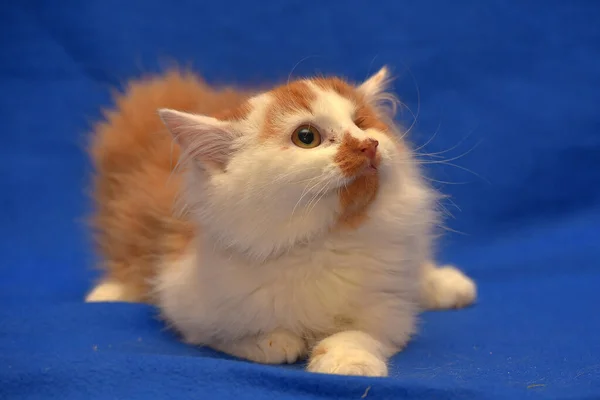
{"left": 159, "top": 108, "right": 237, "bottom": 169}
{"left": 358, "top": 66, "right": 391, "bottom": 100}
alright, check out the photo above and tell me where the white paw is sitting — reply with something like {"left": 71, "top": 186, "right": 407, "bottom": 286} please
{"left": 307, "top": 346, "right": 388, "bottom": 377}
{"left": 215, "top": 330, "right": 307, "bottom": 364}
{"left": 85, "top": 280, "right": 127, "bottom": 302}
{"left": 422, "top": 265, "right": 477, "bottom": 310}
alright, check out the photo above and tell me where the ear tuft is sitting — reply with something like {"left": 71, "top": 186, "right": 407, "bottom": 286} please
{"left": 159, "top": 108, "right": 237, "bottom": 168}
{"left": 358, "top": 66, "right": 391, "bottom": 100}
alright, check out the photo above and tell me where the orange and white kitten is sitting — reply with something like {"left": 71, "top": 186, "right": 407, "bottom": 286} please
{"left": 85, "top": 67, "right": 476, "bottom": 377}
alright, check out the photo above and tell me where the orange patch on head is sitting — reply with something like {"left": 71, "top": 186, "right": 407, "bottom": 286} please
{"left": 353, "top": 103, "right": 390, "bottom": 134}
{"left": 313, "top": 77, "right": 392, "bottom": 137}
{"left": 262, "top": 80, "right": 316, "bottom": 140}
{"left": 272, "top": 80, "right": 315, "bottom": 114}
{"left": 312, "top": 77, "right": 359, "bottom": 101}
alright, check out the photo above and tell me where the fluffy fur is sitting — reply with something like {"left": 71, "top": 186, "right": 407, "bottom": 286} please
{"left": 85, "top": 67, "right": 476, "bottom": 377}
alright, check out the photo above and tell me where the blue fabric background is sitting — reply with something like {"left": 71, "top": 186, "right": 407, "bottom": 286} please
{"left": 1, "top": 1, "right": 599, "bottom": 399}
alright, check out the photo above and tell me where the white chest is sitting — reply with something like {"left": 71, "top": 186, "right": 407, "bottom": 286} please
{"left": 156, "top": 228, "right": 422, "bottom": 345}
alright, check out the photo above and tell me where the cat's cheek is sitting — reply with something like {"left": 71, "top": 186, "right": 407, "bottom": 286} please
{"left": 373, "top": 155, "right": 396, "bottom": 182}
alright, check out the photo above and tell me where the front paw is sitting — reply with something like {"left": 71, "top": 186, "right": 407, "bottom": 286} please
{"left": 422, "top": 265, "right": 477, "bottom": 310}
{"left": 255, "top": 330, "right": 307, "bottom": 364}
{"left": 212, "top": 330, "right": 307, "bottom": 364}
{"left": 307, "top": 346, "right": 388, "bottom": 377}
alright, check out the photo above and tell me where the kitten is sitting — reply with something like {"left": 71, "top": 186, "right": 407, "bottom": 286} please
{"left": 85, "top": 67, "right": 476, "bottom": 377}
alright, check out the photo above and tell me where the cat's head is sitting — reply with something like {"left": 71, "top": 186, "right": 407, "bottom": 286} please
{"left": 160, "top": 67, "right": 419, "bottom": 262}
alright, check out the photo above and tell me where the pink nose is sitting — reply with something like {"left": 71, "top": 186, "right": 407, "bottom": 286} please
{"left": 360, "top": 138, "right": 379, "bottom": 161}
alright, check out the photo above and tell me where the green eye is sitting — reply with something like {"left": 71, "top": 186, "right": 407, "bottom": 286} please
{"left": 292, "top": 125, "right": 322, "bottom": 148}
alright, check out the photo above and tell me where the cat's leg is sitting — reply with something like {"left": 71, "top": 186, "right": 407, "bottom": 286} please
{"left": 420, "top": 261, "right": 477, "bottom": 310}
{"left": 85, "top": 279, "right": 141, "bottom": 302}
{"left": 206, "top": 329, "right": 308, "bottom": 364}
{"left": 307, "top": 331, "right": 392, "bottom": 377}
{"left": 85, "top": 280, "right": 128, "bottom": 302}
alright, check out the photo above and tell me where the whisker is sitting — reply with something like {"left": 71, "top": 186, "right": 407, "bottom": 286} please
{"left": 436, "top": 202, "right": 455, "bottom": 220}
{"left": 305, "top": 180, "right": 332, "bottom": 217}
{"left": 418, "top": 160, "right": 488, "bottom": 184}
{"left": 396, "top": 62, "right": 421, "bottom": 140}
{"left": 424, "top": 177, "right": 470, "bottom": 185}
{"left": 287, "top": 55, "right": 318, "bottom": 86}
{"left": 411, "top": 119, "right": 442, "bottom": 154}
{"left": 445, "top": 197, "right": 462, "bottom": 212}
{"left": 287, "top": 55, "right": 319, "bottom": 111}
{"left": 437, "top": 225, "right": 468, "bottom": 236}
{"left": 414, "top": 129, "right": 478, "bottom": 160}
{"left": 303, "top": 181, "right": 328, "bottom": 217}
{"left": 364, "top": 55, "right": 380, "bottom": 81}
{"left": 254, "top": 166, "right": 321, "bottom": 192}
{"left": 414, "top": 139, "right": 487, "bottom": 183}
{"left": 290, "top": 174, "right": 328, "bottom": 221}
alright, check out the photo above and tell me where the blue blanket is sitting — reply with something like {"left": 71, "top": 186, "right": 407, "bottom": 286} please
{"left": 1, "top": 1, "right": 599, "bottom": 399}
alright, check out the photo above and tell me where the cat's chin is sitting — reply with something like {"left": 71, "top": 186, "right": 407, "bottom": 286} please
{"left": 362, "top": 164, "right": 378, "bottom": 176}
{"left": 359, "top": 156, "right": 381, "bottom": 177}
{"left": 348, "top": 162, "right": 379, "bottom": 180}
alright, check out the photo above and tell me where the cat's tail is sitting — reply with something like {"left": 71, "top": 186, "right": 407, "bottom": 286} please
{"left": 85, "top": 69, "right": 207, "bottom": 303}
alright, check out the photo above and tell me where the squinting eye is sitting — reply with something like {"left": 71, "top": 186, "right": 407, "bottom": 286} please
{"left": 291, "top": 125, "right": 322, "bottom": 149}
{"left": 353, "top": 116, "right": 366, "bottom": 129}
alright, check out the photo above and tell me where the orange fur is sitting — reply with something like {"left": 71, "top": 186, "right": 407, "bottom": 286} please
{"left": 88, "top": 70, "right": 393, "bottom": 300}
{"left": 334, "top": 134, "right": 373, "bottom": 177}
{"left": 353, "top": 103, "right": 390, "bottom": 134}
{"left": 89, "top": 70, "right": 252, "bottom": 302}
{"left": 310, "top": 78, "right": 392, "bottom": 229}
{"left": 314, "top": 77, "right": 392, "bottom": 135}
{"left": 313, "top": 77, "right": 358, "bottom": 101}
{"left": 333, "top": 133, "right": 382, "bottom": 229}
{"left": 84, "top": 68, "right": 477, "bottom": 376}
{"left": 262, "top": 80, "right": 315, "bottom": 140}
{"left": 213, "top": 101, "right": 253, "bottom": 121}
{"left": 336, "top": 175, "right": 379, "bottom": 229}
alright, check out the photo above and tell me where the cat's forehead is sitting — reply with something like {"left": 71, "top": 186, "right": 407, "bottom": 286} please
{"left": 252, "top": 77, "right": 382, "bottom": 139}
{"left": 217, "top": 76, "right": 391, "bottom": 139}
{"left": 266, "top": 77, "right": 359, "bottom": 118}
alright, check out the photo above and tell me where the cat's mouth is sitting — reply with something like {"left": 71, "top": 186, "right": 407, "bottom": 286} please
{"left": 361, "top": 156, "right": 381, "bottom": 176}
{"left": 362, "top": 164, "right": 377, "bottom": 176}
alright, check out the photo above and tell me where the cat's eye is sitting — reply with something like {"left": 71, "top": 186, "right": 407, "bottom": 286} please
{"left": 291, "top": 125, "right": 322, "bottom": 149}
{"left": 353, "top": 115, "right": 366, "bottom": 129}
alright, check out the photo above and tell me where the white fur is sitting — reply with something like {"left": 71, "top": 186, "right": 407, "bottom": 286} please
{"left": 308, "top": 331, "right": 389, "bottom": 376}
{"left": 421, "top": 263, "right": 477, "bottom": 310}
{"left": 101, "top": 68, "right": 477, "bottom": 377}
{"left": 210, "top": 329, "right": 307, "bottom": 364}
{"left": 85, "top": 280, "right": 126, "bottom": 302}
{"left": 357, "top": 66, "right": 390, "bottom": 101}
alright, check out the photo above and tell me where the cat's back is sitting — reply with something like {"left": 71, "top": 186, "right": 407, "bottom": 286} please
{"left": 89, "top": 70, "right": 251, "bottom": 300}
{"left": 90, "top": 70, "right": 250, "bottom": 179}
